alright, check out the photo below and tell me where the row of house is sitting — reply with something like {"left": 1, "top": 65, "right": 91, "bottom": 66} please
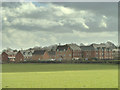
{"left": 1, "top": 42, "right": 120, "bottom": 63}
{"left": 56, "top": 43, "right": 118, "bottom": 60}
{"left": 2, "top": 51, "right": 24, "bottom": 63}
{"left": 1, "top": 49, "right": 56, "bottom": 63}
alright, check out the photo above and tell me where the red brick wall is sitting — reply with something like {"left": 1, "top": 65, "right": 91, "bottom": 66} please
{"left": 72, "top": 50, "right": 81, "bottom": 59}
{"left": 43, "top": 52, "right": 50, "bottom": 60}
{"left": 32, "top": 55, "right": 43, "bottom": 61}
{"left": 56, "top": 47, "right": 72, "bottom": 60}
{"left": 65, "top": 47, "right": 72, "bottom": 60}
{"left": 15, "top": 51, "right": 24, "bottom": 62}
{"left": 32, "top": 52, "right": 55, "bottom": 61}
{"left": 82, "top": 50, "right": 97, "bottom": 59}
{"left": 42, "top": 52, "right": 55, "bottom": 60}
{"left": 96, "top": 49, "right": 113, "bottom": 60}
{"left": 2, "top": 52, "right": 8, "bottom": 62}
{"left": 50, "top": 55, "right": 55, "bottom": 59}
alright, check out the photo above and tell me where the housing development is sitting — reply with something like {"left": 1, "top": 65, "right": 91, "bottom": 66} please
{"left": 1, "top": 41, "right": 120, "bottom": 63}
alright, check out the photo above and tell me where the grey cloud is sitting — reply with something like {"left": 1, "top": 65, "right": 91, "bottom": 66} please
{"left": 52, "top": 2, "right": 118, "bottom": 17}
{"left": 1, "top": 2, "right": 118, "bottom": 49}
{"left": 2, "top": 2, "right": 118, "bottom": 33}
{"left": 2, "top": 2, "right": 22, "bottom": 8}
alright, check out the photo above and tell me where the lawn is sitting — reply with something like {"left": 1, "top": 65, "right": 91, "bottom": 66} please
{"left": 2, "top": 63, "right": 118, "bottom": 88}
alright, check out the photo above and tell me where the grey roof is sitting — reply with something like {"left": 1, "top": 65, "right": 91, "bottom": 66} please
{"left": 56, "top": 45, "right": 68, "bottom": 51}
{"left": 80, "top": 46, "right": 95, "bottom": 51}
{"left": 91, "top": 44, "right": 106, "bottom": 48}
{"left": 91, "top": 44, "right": 113, "bottom": 50}
{"left": 5, "top": 51, "right": 17, "bottom": 55}
{"left": 33, "top": 50, "right": 46, "bottom": 55}
{"left": 48, "top": 51, "right": 55, "bottom": 55}
{"left": 20, "top": 50, "right": 32, "bottom": 57}
{"left": 80, "top": 43, "right": 114, "bottom": 51}
{"left": 67, "top": 44, "right": 81, "bottom": 51}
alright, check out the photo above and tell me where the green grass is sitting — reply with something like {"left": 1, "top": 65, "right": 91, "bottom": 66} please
{"left": 2, "top": 63, "right": 118, "bottom": 88}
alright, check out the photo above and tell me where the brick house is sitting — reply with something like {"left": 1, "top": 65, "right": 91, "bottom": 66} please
{"left": 2, "top": 51, "right": 17, "bottom": 62}
{"left": 68, "top": 44, "right": 81, "bottom": 60}
{"left": 2, "top": 52, "right": 9, "bottom": 63}
{"left": 112, "top": 47, "right": 119, "bottom": 59}
{"left": 2, "top": 51, "right": 24, "bottom": 62}
{"left": 21, "top": 50, "right": 33, "bottom": 61}
{"left": 15, "top": 51, "right": 24, "bottom": 62}
{"left": 32, "top": 50, "right": 46, "bottom": 61}
{"left": 80, "top": 44, "right": 113, "bottom": 60}
{"left": 0, "top": 54, "right": 2, "bottom": 64}
{"left": 56, "top": 44, "right": 81, "bottom": 61}
{"left": 43, "top": 51, "right": 55, "bottom": 60}
{"left": 80, "top": 45, "right": 96, "bottom": 60}
{"left": 32, "top": 50, "right": 55, "bottom": 61}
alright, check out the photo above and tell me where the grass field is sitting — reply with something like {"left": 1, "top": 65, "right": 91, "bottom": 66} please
{"left": 2, "top": 63, "right": 118, "bottom": 88}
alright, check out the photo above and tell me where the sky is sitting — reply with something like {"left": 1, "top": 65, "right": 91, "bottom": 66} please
{"left": 1, "top": 2, "right": 118, "bottom": 50}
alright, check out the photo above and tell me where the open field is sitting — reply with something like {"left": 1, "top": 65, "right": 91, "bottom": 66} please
{"left": 2, "top": 64, "right": 118, "bottom": 88}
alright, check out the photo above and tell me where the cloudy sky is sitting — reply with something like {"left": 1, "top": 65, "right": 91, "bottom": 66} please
{"left": 1, "top": 2, "right": 118, "bottom": 50}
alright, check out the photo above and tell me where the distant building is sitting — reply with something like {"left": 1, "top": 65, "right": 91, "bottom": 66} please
{"left": 67, "top": 44, "right": 81, "bottom": 60}
{"left": 112, "top": 47, "right": 119, "bottom": 59}
{"left": 15, "top": 51, "right": 24, "bottom": 62}
{"left": 32, "top": 50, "right": 45, "bottom": 61}
{"left": 56, "top": 44, "right": 81, "bottom": 61}
{"left": 0, "top": 54, "right": 2, "bottom": 64}
{"left": 44, "top": 51, "right": 56, "bottom": 60}
{"left": 1, "top": 52, "right": 9, "bottom": 63}
{"left": 80, "top": 44, "right": 113, "bottom": 60}
{"left": 1, "top": 41, "right": 118, "bottom": 62}
{"left": 32, "top": 50, "right": 56, "bottom": 61}
{"left": 21, "top": 50, "right": 33, "bottom": 61}
{"left": 2, "top": 51, "right": 24, "bottom": 63}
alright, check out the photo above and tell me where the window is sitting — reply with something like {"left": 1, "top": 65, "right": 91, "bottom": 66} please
{"left": 97, "top": 48, "right": 99, "bottom": 51}
{"left": 102, "top": 48, "right": 104, "bottom": 51}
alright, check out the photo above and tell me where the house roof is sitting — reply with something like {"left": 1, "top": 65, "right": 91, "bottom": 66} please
{"left": 67, "top": 44, "right": 81, "bottom": 51}
{"left": 91, "top": 44, "right": 113, "bottom": 50}
{"left": 80, "top": 43, "right": 113, "bottom": 51}
{"left": 20, "top": 50, "right": 32, "bottom": 57}
{"left": 5, "top": 51, "right": 17, "bottom": 56}
{"left": 48, "top": 51, "right": 55, "bottom": 55}
{"left": 33, "top": 50, "right": 46, "bottom": 55}
{"left": 56, "top": 45, "right": 68, "bottom": 51}
{"left": 80, "top": 46, "right": 95, "bottom": 51}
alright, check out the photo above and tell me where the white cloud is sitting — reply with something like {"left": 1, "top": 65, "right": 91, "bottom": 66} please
{"left": 2, "top": 2, "right": 118, "bottom": 49}
{"left": 99, "top": 19, "right": 107, "bottom": 28}
{"left": 2, "top": 29, "right": 38, "bottom": 48}
{"left": 51, "top": 4, "right": 75, "bottom": 16}
{"left": 72, "top": 30, "right": 117, "bottom": 38}
{"left": 103, "top": 15, "right": 107, "bottom": 19}
{"left": 2, "top": 28, "right": 58, "bottom": 49}
{"left": 82, "top": 22, "right": 89, "bottom": 29}
{"left": 9, "top": 18, "right": 62, "bottom": 28}
{"left": 99, "top": 15, "right": 108, "bottom": 28}
{"left": 2, "top": 2, "right": 93, "bottom": 29}
{"left": 3, "top": 17, "right": 7, "bottom": 21}
{"left": 2, "top": 28, "right": 118, "bottom": 50}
